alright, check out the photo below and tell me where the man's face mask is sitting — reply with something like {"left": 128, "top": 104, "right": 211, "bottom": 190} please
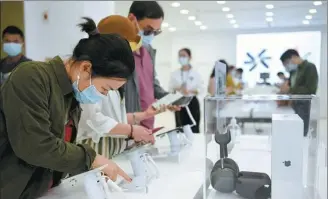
{"left": 135, "top": 21, "right": 161, "bottom": 46}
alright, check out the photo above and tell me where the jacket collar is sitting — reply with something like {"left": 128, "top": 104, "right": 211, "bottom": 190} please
{"left": 49, "top": 56, "right": 73, "bottom": 96}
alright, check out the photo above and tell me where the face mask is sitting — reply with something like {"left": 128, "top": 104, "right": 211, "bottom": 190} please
{"left": 286, "top": 63, "right": 298, "bottom": 72}
{"left": 139, "top": 30, "right": 155, "bottom": 46}
{"left": 179, "top": 57, "right": 189, "bottom": 66}
{"left": 230, "top": 70, "right": 236, "bottom": 77}
{"left": 72, "top": 73, "right": 103, "bottom": 104}
{"left": 3, "top": 43, "right": 22, "bottom": 57}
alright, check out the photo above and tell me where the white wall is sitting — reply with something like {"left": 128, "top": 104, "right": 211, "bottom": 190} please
{"left": 152, "top": 26, "right": 327, "bottom": 118}
{"left": 24, "top": 1, "right": 115, "bottom": 61}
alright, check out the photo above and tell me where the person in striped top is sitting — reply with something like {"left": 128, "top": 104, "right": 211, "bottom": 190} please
{"left": 77, "top": 15, "right": 163, "bottom": 158}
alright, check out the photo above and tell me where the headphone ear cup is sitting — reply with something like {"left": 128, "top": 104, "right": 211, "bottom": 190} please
{"left": 210, "top": 158, "right": 239, "bottom": 193}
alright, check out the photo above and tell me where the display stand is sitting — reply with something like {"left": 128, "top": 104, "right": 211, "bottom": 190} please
{"left": 148, "top": 106, "right": 195, "bottom": 162}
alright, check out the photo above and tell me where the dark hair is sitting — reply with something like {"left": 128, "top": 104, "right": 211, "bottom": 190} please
{"left": 72, "top": 17, "right": 135, "bottom": 80}
{"left": 2, "top": 26, "right": 24, "bottom": 40}
{"left": 277, "top": 72, "right": 285, "bottom": 77}
{"left": 129, "top": 1, "right": 164, "bottom": 20}
{"left": 236, "top": 68, "right": 243, "bottom": 74}
{"left": 210, "top": 59, "right": 229, "bottom": 78}
{"left": 179, "top": 48, "right": 191, "bottom": 57}
{"left": 280, "top": 49, "right": 300, "bottom": 62}
{"left": 228, "top": 65, "right": 235, "bottom": 72}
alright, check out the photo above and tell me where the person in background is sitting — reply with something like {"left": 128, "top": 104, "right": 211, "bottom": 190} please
{"left": 226, "top": 65, "right": 237, "bottom": 95}
{"left": 0, "top": 26, "right": 31, "bottom": 85}
{"left": 125, "top": 1, "right": 179, "bottom": 129}
{"left": 208, "top": 59, "right": 230, "bottom": 96}
{"left": 169, "top": 48, "right": 203, "bottom": 133}
{"left": 78, "top": 15, "right": 163, "bottom": 159}
{"left": 277, "top": 71, "right": 287, "bottom": 82}
{"left": 279, "top": 49, "right": 318, "bottom": 136}
{"left": 275, "top": 71, "right": 289, "bottom": 88}
{"left": 0, "top": 17, "right": 133, "bottom": 199}
{"left": 234, "top": 68, "right": 244, "bottom": 90}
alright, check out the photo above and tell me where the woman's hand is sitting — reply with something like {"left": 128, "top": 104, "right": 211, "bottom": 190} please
{"left": 145, "top": 104, "right": 166, "bottom": 117}
{"left": 92, "top": 154, "right": 132, "bottom": 182}
{"left": 131, "top": 125, "right": 155, "bottom": 144}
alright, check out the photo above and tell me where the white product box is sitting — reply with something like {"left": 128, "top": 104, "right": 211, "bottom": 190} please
{"left": 271, "top": 114, "right": 304, "bottom": 199}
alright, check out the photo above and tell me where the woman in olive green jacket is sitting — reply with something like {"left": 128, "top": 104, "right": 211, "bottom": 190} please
{"left": 0, "top": 17, "right": 134, "bottom": 199}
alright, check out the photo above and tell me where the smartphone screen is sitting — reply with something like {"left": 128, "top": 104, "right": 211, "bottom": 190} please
{"left": 152, "top": 126, "right": 164, "bottom": 134}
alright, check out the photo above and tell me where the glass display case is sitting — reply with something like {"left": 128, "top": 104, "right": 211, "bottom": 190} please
{"left": 203, "top": 94, "right": 322, "bottom": 199}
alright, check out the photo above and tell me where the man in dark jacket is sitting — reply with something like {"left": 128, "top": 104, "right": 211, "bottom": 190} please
{"left": 0, "top": 26, "right": 31, "bottom": 85}
{"left": 280, "top": 49, "right": 318, "bottom": 136}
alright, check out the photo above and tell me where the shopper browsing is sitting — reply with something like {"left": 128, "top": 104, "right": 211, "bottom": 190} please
{"left": 0, "top": 17, "right": 134, "bottom": 199}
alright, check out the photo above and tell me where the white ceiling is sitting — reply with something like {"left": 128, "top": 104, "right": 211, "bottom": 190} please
{"left": 115, "top": 1, "right": 327, "bottom": 32}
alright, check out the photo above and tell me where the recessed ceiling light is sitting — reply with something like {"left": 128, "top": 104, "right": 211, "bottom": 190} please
{"left": 171, "top": 2, "right": 180, "bottom": 7}
{"left": 305, "top": 15, "right": 312, "bottom": 20}
{"left": 168, "top": 27, "right": 177, "bottom": 32}
{"left": 162, "top": 22, "right": 169, "bottom": 27}
{"left": 309, "top": 9, "right": 317, "bottom": 14}
{"left": 188, "top": 16, "right": 196, "bottom": 20}
{"left": 266, "top": 17, "right": 273, "bottom": 22}
{"left": 194, "top": 21, "right": 202, "bottom": 26}
{"left": 265, "top": 4, "right": 274, "bottom": 9}
{"left": 233, "top": 24, "right": 239, "bottom": 28}
{"left": 200, "top": 25, "right": 208, "bottom": 30}
{"left": 302, "top": 20, "right": 310, "bottom": 25}
{"left": 222, "top": 7, "right": 230, "bottom": 12}
{"left": 226, "top": 14, "right": 234, "bottom": 18}
{"left": 217, "top": 1, "right": 226, "bottom": 4}
{"left": 266, "top": 12, "right": 274, "bottom": 17}
{"left": 230, "top": 19, "right": 236, "bottom": 24}
{"left": 180, "top": 9, "right": 189, "bottom": 14}
{"left": 313, "top": 1, "right": 322, "bottom": 6}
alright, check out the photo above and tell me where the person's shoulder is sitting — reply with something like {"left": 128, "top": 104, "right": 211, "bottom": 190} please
{"left": 303, "top": 60, "right": 315, "bottom": 68}
{"left": 8, "top": 61, "right": 50, "bottom": 84}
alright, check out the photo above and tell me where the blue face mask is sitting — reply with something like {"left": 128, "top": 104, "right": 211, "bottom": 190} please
{"left": 286, "top": 63, "right": 298, "bottom": 72}
{"left": 3, "top": 42, "right": 22, "bottom": 57}
{"left": 72, "top": 75, "right": 103, "bottom": 104}
{"left": 139, "top": 30, "right": 155, "bottom": 46}
{"left": 179, "top": 57, "right": 189, "bottom": 66}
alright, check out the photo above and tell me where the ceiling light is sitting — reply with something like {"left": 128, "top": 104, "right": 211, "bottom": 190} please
{"left": 194, "top": 21, "right": 202, "bottom": 26}
{"left": 226, "top": 14, "right": 234, "bottom": 18}
{"left": 265, "top": 4, "right": 274, "bottom": 9}
{"left": 200, "top": 25, "right": 208, "bottom": 30}
{"left": 266, "top": 12, "right": 274, "bottom": 17}
{"left": 217, "top": 1, "right": 226, "bottom": 4}
{"left": 168, "top": 27, "right": 177, "bottom": 32}
{"left": 313, "top": 1, "right": 322, "bottom": 6}
{"left": 305, "top": 15, "right": 312, "bottom": 20}
{"left": 188, "top": 16, "right": 196, "bottom": 20}
{"left": 233, "top": 24, "right": 239, "bottom": 28}
{"left": 180, "top": 9, "right": 189, "bottom": 14}
{"left": 171, "top": 2, "right": 180, "bottom": 7}
{"left": 302, "top": 20, "right": 310, "bottom": 25}
{"left": 309, "top": 9, "right": 317, "bottom": 14}
{"left": 222, "top": 7, "right": 230, "bottom": 12}
{"left": 266, "top": 17, "right": 273, "bottom": 22}
{"left": 230, "top": 19, "right": 236, "bottom": 24}
{"left": 162, "top": 22, "right": 169, "bottom": 27}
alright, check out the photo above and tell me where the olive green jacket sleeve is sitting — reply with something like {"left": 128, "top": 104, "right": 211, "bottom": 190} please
{"left": 289, "top": 62, "right": 318, "bottom": 95}
{"left": 2, "top": 63, "right": 96, "bottom": 174}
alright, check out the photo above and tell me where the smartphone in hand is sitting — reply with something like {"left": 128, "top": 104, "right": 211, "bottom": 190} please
{"left": 152, "top": 127, "right": 164, "bottom": 134}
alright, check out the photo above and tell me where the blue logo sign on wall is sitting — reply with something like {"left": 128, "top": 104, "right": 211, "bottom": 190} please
{"left": 244, "top": 49, "right": 271, "bottom": 71}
